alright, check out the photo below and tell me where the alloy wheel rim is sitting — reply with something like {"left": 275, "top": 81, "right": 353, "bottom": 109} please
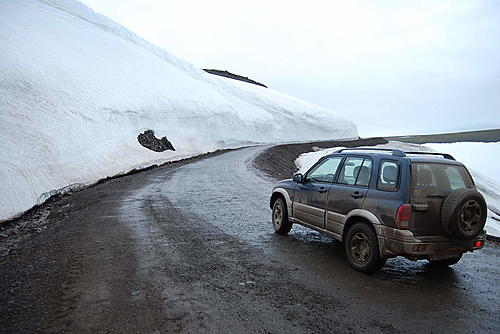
{"left": 460, "top": 200, "right": 481, "bottom": 232}
{"left": 273, "top": 205, "right": 282, "bottom": 227}
{"left": 351, "top": 232, "right": 371, "bottom": 263}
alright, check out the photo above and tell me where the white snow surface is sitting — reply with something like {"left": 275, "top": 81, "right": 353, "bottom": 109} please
{"left": 424, "top": 142, "right": 500, "bottom": 183}
{"left": 296, "top": 141, "right": 500, "bottom": 237}
{"left": 0, "top": 0, "right": 357, "bottom": 222}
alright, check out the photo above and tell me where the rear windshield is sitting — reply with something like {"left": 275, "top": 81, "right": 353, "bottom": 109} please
{"left": 411, "top": 163, "right": 473, "bottom": 199}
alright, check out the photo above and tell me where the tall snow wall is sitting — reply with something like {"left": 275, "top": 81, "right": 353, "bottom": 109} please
{"left": 0, "top": 0, "right": 357, "bottom": 221}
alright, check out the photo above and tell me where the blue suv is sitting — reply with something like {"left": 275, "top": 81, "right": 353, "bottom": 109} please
{"left": 270, "top": 148, "right": 487, "bottom": 273}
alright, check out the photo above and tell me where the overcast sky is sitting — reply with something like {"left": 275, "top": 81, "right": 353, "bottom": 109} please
{"left": 82, "top": 0, "right": 499, "bottom": 136}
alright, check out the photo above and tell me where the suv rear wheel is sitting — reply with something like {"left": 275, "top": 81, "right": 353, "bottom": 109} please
{"left": 272, "top": 198, "right": 292, "bottom": 234}
{"left": 345, "top": 222, "right": 386, "bottom": 273}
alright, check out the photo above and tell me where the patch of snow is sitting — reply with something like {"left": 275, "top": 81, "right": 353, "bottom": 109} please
{"left": 424, "top": 142, "right": 500, "bottom": 183}
{"left": 0, "top": 0, "right": 357, "bottom": 221}
{"left": 295, "top": 141, "right": 500, "bottom": 237}
{"left": 296, "top": 147, "right": 345, "bottom": 174}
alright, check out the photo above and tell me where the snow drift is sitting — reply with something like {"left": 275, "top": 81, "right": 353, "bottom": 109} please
{"left": 0, "top": 0, "right": 357, "bottom": 222}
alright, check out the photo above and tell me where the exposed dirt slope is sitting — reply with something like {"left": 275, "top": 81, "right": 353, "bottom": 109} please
{"left": 253, "top": 137, "right": 388, "bottom": 180}
{"left": 388, "top": 128, "right": 500, "bottom": 144}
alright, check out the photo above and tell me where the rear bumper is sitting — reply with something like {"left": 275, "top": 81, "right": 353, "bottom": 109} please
{"left": 376, "top": 226, "right": 486, "bottom": 260}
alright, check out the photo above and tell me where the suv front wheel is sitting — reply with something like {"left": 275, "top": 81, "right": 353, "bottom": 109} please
{"left": 345, "top": 222, "right": 386, "bottom": 273}
{"left": 272, "top": 198, "right": 293, "bottom": 234}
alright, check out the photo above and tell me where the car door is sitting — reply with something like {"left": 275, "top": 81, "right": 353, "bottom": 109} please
{"left": 326, "top": 157, "right": 373, "bottom": 235}
{"left": 294, "top": 156, "right": 343, "bottom": 228}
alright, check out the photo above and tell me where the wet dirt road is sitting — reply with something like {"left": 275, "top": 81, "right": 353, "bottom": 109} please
{"left": 1, "top": 146, "right": 499, "bottom": 333}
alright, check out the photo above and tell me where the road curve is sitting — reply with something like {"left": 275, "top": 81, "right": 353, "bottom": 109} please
{"left": 1, "top": 146, "right": 499, "bottom": 333}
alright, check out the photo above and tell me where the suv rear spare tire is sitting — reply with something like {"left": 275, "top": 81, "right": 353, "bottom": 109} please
{"left": 441, "top": 189, "right": 487, "bottom": 240}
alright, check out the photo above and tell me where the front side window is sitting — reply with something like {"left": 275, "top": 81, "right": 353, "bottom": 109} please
{"left": 305, "top": 156, "right": 343, "bottom": 183}
{"left": 378, "top": 160, "right": 399, "bottom": 191}
{"left": 337, "top": 157, "right": 372, "bottom": 186}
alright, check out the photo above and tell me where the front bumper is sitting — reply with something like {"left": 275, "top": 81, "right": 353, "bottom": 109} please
{"left": 376, "top": 226, "right": 486, "bottom": 260}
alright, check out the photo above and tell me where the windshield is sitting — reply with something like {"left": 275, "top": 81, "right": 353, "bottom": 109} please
{"left": 411, "top": 162, "right": 474, "bottom": 199}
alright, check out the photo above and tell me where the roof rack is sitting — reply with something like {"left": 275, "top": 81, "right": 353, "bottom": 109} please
{"left": 335, "top": 148, "right": 406, "bottom": 157}
{"left": 403, "top": 151, "right": 455, "bottom": 160}
{"left": 334, "top": 148, "right": 456, "bottom": 160}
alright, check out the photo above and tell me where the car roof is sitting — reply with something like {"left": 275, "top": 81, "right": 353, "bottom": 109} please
{"left": 324, "top": 151, "right": 465, "bottom": 166}
{"left": 406, "top": 156, "right": 464, "bottom": 165}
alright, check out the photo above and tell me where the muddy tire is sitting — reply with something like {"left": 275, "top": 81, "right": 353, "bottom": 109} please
{"left": 429, "top": 255, "right": 462, "bottom": 267}
{"left": 345, "top": 223, "right": 386, "bottom": 273}
{"left": 272, "top": 198, "right": 292, "bottom": 234}
{"left": 441, "top": 189, "right": 487, "bottom": 240}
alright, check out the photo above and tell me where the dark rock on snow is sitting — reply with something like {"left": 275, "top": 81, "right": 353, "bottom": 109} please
{"left": 203, "top": 69, "right": 268, "bottom": 88}
{"left": 137, "top": 130, "right": 175, "bottom": 152}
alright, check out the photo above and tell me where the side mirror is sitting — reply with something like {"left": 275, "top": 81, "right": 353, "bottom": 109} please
{"left": 293, "top": 173, "right": 303, "bottom": 183}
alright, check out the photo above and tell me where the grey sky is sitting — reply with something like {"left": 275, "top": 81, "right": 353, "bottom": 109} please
{"left": 82, "top": 0, "right": 500, "bottom": 136}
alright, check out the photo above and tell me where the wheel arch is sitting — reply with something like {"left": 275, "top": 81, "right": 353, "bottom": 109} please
{"left": 342, "top": 216, "right": 374, "bottom": 243}
{"left": 342, "top": 210, "right": 385, "bottom": 258}
{"left": 270, "top": 188, "right": 292, "bottom": 217}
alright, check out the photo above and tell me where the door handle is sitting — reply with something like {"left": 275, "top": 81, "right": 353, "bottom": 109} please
{"left": 351, "top": 191, "right": 364, "bottom": 199}
{"left": 318, "top": 187, "right": 328, "bottom": 193}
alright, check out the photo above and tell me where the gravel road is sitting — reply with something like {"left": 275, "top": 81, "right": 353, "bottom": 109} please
{"left": 1, "top": 145, "right": 499, "bottom": 333}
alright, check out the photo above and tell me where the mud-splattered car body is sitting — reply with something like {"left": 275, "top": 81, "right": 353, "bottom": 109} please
{"left": 270, "top": 148, "right": 487, "bottom": 272}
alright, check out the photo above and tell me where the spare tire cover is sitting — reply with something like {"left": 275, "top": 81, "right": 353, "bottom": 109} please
{"left": 441, "top": 188, "right": 487, "bottom": 240}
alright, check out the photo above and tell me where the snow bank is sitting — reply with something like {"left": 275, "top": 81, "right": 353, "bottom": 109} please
{"left": 0, "top": 0, "right": 357, "bottom": 222}
{"left": 424, "top": 142, "right": 500, "bottom": 183}
{"left": 296, "top": 141, "right": 500, "bottom": 237}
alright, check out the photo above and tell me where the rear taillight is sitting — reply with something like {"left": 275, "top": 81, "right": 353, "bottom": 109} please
{"left": 396, "top": 204, "right": 412, "bottom": 229}
{"left": 412, "top": 244, "right": 428, "bottom": 252}
{"left": 473, "top": 240, "right": 484, "bottom": 248}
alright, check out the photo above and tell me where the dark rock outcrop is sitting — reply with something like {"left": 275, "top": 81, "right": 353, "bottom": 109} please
{"left": 203, "top": 69, "right": 268, "bottom": 88}
{"left": 137, "top": 130, "right": 175, "bottom": 152}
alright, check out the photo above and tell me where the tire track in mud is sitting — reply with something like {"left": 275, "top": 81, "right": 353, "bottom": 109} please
{"left": 0, "top": 149, "right": 234, "bottom": 332}
{"left": 149, "top": 146, "right": 500, "bottom": 333}
{"left": 0, "top": 174, "right": 170, "bottom": 332}
{"left": 121, "top": 180, "right": 347, "bottom": 333}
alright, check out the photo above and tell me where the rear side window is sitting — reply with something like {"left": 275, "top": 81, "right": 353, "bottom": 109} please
{"left": 378, "top": 160, "right": 399, "bottom": 191}
{"left": 337, "top": 157, "right": 372, "bottom": 187}
{"left": 356, "top": 159, "right": 372, "bottom": 187}
{"left": 411, "top": 163, "right": 473, "bottom": 198}
{"left": 444, "top": 167, "right": 467, "bottom": 190}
